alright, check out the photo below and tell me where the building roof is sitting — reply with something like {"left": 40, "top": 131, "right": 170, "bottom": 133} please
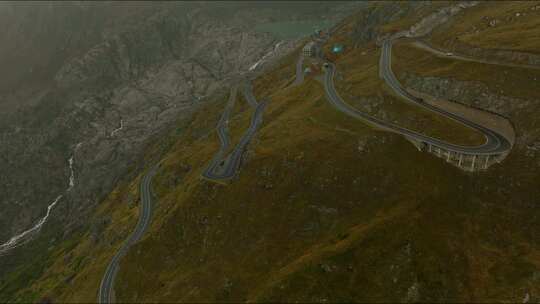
{"left": 303, "top": 41, "right": 316, "bottom": 50}
{"left": 332, "top": 44, "right": 344, "bottom": 53}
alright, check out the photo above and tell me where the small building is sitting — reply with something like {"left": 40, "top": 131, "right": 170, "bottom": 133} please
{"left": 303, "top": 41, "right": 322, "bottom": 58}
{"left": 303, "top": 41, "right": 316, "bottom": 57}
{"left": 332, "top": 44, "right": 344, "bottom": 54}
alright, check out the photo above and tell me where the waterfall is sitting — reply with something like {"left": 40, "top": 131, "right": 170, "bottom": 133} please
{"left": 249, "top": 41, "right": 284, "bottom": 71}
{"left": 110, "top": 119, "right": 124, "bottom": 137}
{"left": 0, "top": 142, "right": 82, "bottom": 255}
{"left": 0, "top": 195, "right": 63, "bottom": 255}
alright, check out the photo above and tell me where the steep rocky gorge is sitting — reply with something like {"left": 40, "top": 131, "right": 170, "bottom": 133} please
{"left": 0, "top": 2, "right": 316, "bottom": 248}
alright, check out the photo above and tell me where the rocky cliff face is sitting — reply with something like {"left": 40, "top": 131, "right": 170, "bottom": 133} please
{"left": 0, "top": 2, "right": 312, "bottom": 245}
{"left": 335, "top": 1, "right": 429, "bottom": 47}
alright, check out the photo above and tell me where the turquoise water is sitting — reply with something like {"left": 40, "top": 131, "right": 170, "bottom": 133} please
{"left": 254, "top": 20, "right": 335, "bottom": 39}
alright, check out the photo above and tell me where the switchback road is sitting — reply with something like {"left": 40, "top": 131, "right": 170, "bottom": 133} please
{"left": 203, "top": 83, "right": 266, "bottom": 181}
{"left": 322, "top": 38, "right": 511, "bottom": 157}
{"left": 98, "top": 165, "right": 158, "bottom": 303}
{"left": 202, "top": 87, "right": 237, "bottom": 180}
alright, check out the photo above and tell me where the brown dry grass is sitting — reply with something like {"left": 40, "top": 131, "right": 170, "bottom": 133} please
{"left": 11, "top": 2, "right": 540, "bottom": 303}
{"left": 431, "top": 1, "right": 540, "bottom": 53}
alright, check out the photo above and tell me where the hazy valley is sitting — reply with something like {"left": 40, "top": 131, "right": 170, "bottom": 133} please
{"left": 0, "top": 1, "right": 539, "bottom": 303}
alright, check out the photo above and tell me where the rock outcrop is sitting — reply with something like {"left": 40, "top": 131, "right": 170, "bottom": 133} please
{"left": 0, "top": 2, "right": 306, "bottom": 245}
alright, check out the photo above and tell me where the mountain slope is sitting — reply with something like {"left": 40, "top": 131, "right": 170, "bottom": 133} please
{"left": 2, "top": 1, "right": 539, "bottom": 303}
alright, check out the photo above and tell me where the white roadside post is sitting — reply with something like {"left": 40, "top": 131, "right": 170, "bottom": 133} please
{"left": 471, "top": 154, "right": 477, "bottom": 171}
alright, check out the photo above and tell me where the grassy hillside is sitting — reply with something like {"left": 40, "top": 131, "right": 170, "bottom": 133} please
{"left": 5, "top": 2, "right": 539, "bottom": 302}
{"left": 431, "top": 1, "right": 540, "bottom": 53}
{"left": 111, "top": 2, "right": 538, "bottom": 300}
{"left": 392, "top": 40, "right": 540, "bottom": 101}
{"left": 332, "top": 46, "right": 486, "bottom": 146}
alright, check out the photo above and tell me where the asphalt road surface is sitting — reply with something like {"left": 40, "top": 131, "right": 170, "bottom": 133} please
{"left": 202, "top": 87, "right": 238, "bottom": 180}
{"left": 293, "top": 55, "right": 305, "bottom": 86}
{"left": 97, "top": 165, "right": 159, "bottom": 303}
{"left": 244, "top": 82, "right": 259, "bottom": 108}
{"left": 322, "top": 38, "right": 511, "bottom": 156}
{"left": 203, "top": 83, "right": 266, "bottom": 181}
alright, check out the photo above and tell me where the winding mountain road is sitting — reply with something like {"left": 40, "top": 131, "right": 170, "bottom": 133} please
{"left": 244, "top": 82, "right": 259, "bottom": 108}
{"left": 293, "top": 55, "right": 305, "bottom": 86}
{"left": 98, "top": 165, "right": 158, "bottom": 303}
{"left": 203, "top": 83, "right": 266, "bottom": 181}
{"left": 322, "top": 38, "right": 512, "bottom": 158}
{"left": 202, "top": 87, "right": 237, "bottom": 180}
